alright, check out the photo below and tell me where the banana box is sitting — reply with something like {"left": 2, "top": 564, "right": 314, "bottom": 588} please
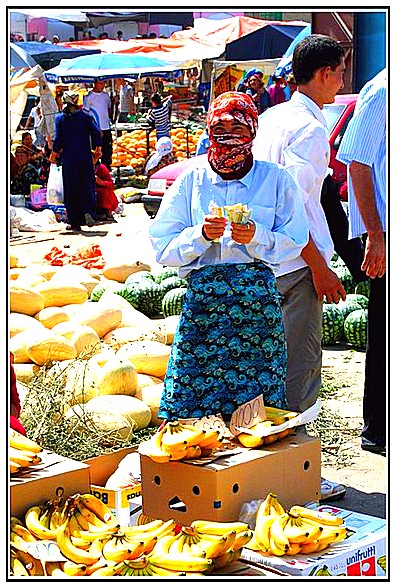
{"left": 140, "top": 432, "right": 321, "bottom": 527}
{"left": 84, "top": 447, "right": 142, "bottom": 527}
{"left": 241, "top": 506, "right": 386, "bottom": 577}
{"left": 10, "top": 450, "right": 90, "bottom": 520}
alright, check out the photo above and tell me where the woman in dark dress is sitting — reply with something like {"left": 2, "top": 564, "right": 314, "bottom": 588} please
{"left": 49, "top": 91, "right": 102, "bottom": 231}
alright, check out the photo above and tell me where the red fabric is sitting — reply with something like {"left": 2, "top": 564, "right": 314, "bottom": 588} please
{"left": 207, "top": 91, "right": 257, "bottom": 175}
{"left": 95, "top": 163, "right": 119, "bottom": 213}
{"left": 10, "top": 355, "right": 26, "bottom": 436}
{"left": 42, "top": 244, "right": 106, "bottom": 269}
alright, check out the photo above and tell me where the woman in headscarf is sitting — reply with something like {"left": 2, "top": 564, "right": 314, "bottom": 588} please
{"left": 49, "top": 91, "right": 102, "bottom": 231}
{"left": 149, "top": 91, "right": 309, "bottom": 421}
{"left": 144, "top": 136, "right": 177, "bottom": 178}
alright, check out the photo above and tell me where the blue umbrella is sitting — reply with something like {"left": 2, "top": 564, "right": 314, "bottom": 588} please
{"left": 273, "top": 24, "right": 311, "bottom": 78}
{"left": 10, "top": 42, "right": 37, "bottom": 70}
{"left": 44, "top": 52, "right": 181, "bottom": 84}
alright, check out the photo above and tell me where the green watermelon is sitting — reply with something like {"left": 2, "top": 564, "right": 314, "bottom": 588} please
{"left": 322, "top": 303, "right": 344, "bottom": 346}
{"left": 334, "top": 265, "right": 357, "bottom": 294}
{"left": 355, "top": 280, "right": 370, "bottom": 298}
{"left": 162, "top": 287, "right": 187, "bottom": 317}
{"left": 345, "top": 293, "right": 369, "bottom": 310}
{"left": 154, "top": 267, "right": 179, "bottom": 283}
{"left": 90, "top": 282, "right": 112, "bottom": 302}
{"left": 335, "top": 299, "right": 362, "bottom": 321}
{"left": 160, "top": 276, "right": 189, "bottom": 296}
{"left": 125, "top": 281, "right": 164, "bottom": 317}
{"left": 344, "top": 309, "right": 368, "bottom": 350}
{"left": 125, "top": 271, "right": 155, "bottom": 288}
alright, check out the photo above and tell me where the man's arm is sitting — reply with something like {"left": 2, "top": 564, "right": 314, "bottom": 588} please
{"left": 349, "top": 161, "right": 385, "bottom": 278}
{"left": 301, "top": 236, "right": 346, "bottom": 304}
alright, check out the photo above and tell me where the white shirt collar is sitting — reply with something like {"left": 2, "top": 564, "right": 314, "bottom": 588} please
{"left": 291, "top": 91, "right": 328, "bottom": 129}
{"left": 205, "top": 161, "right": 255, "bottom": 189}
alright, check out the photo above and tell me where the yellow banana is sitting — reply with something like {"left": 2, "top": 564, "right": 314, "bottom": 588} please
{"left": 147, "top": 562, "right": 187, "bottom": 576}
{"left": 286, "top": 542, "right": 302, "bottom": 555}
{"left": 261, "top": 433, "right": 280, "bottom": 445}
{"left": 61, "top": 561, "right": 87, "bottom": 576}
{"left": 262, "top": 493, "right": 286, "bottom": 517}
{"left": 56, "top": 517, "right": 100, "bottom": 565}
{"left": 316, "top": 525, "right": 347, "bottom": 544}
{"left": 185, "top": 445, "right": 202, "bottom": 459}
{"left": 161, "top": 421, "right": 205, "bottom": 449}
{"left": 75, "top": 504, "right": 120, "bottom": 534}
{"left": 268, "top": 513, "right": 290, "bottom": 555}
{"left": 10, "top": 460, "right": 22, "bottom": 474}
{"left": 121, "top": 518, "right": 165, "bottom": 535}
{"left": 289, "top": 505, "right": 344, "bottom": 527}
{"left": 197, "top": 535, "right": 229, "bottom": 559}
{"left": 232, "top": 529, "right": 254, "bottom": 551}
{"left": 150, "top": 533, "right": 176, "bottom": 556}
{"left": 78, "top": 494, "right": 119, "bottom": 526}
{"left": 212, "top": 550, "right": 234, "bottom": 570}
{"left": 10, "top": 531, "right": 31, "bottom": 551}
{"left": 168, "top": 532, "right": 188, "bottom": 555}
{"left": 168, "top": 446, "right": 189, "bottom": 461}
{"left": 84, "top": 557, "right": 116, "bottom": 575}
{"left": 25, "top": 505, "right": 57, "bottom": 540}
{"left": 9, "top": 448, "right": 35, "bottom": 468}
{"left": 252, "top": 513, "right": 277, "bottom": 552}
{"left": 264, "top": 406, "right": 299, "bottom": 424}
{"left": 149, "top": 552, "right": 213, "bottom": 572}
{"left": 192, "top": 520, "right": 249, "bottom": 536}
{"left": 9, "top": 429, "right": 42, "bottom": 453}
{"left": 139, "top": 428, "right": 171, "bottom": 463}
{"left": 299, "top": 540, "right": 322, "bottom": 554}
{"left": 283, "top": 511, "right": 323, "bottom": 544}
{"left": 10, "top": 520, "right": 37, "bottom": 543}
{"left": 89, "top": 562, "right": 125, "bottom": 576}
{"left": 124, "top": 519, "right": 176, "bottom": 544}
{"left": 197, "top": 429, "right": 221, "bottom": 448}
{"left": 102, "top": 534, "right": 145, "bottom": 563}
{"left": 88, "top": 536, "right": 109, "bottom": 559}
{"left": 237, "top": 431, "right": 264, "bottom": 448}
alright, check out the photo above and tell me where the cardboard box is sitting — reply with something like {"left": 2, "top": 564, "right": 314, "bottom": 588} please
{"left": 84, "top": 447, "right": 142, "bottom": 526}
{"left": 10, "top": 450, "right": 91, "bottom": 520}
{"left": 140, "top": 432, "right": 321, "bottom": 526}
{"left": 241, "top": 506, "right": 387, "bottom": 577}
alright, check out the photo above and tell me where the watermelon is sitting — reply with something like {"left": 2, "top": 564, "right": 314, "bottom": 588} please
{"left": 344, "top": 309, "right": 368, "bottom": 350}
{"left": 154, "top": 267, "right": 179, "bottom": 284}
{"left": 345, "top": 293, "right": 369, "bottom": 310}
{"left": 355, "top": 280, "right": 370, "bottom": 298}
{"left": 160, "top": 276, "right": 189, "bottom": 296}
{"left": 90, "top": 282, "right": 112, "bottom": 302}
{"left": 334, "top": 265, "right": 357, "bottom": 294}
{"left": 125, "top": 271, "right": 155, "bottom": 288}
{"left": 335, "top": 299, "right": 362, "bottom": 321}
{"left": 125, "top": 281, "right": 164, "bottom": 317}
{"left": 162, "top": 287, "right": 187, "bottom": 317}
{"left": 322, "top": 303, "right": 344, "bottom": 346}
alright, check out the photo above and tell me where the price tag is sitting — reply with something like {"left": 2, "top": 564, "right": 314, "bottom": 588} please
{"left": 229, "top": 395, "right": 267, "bottom": 437}
{"left": 180, "top": 414, "right": 231, "bottom": 437}
{"left": 25, "top": 541, "right": 67, "bottom": 562}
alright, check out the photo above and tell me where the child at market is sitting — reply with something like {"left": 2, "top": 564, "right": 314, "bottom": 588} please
{"left": 93, "top": 151, "right": 119, "bottom": 221}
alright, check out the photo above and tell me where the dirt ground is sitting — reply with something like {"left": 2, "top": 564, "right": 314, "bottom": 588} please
{"left": 10, "top": 201, "right": 387, "bottom": 520}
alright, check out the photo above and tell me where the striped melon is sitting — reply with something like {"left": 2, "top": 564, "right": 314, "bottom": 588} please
{"left": 346, "top": 293, "right": 369, "bottom": 309}
{"left": 322, "top": 304, "right": 344, "bottom": 346}
{"left": 159, "top": 276, "right": 189, "bottom": 296}
{"left": 124, "top": 281, "right": 164, "bottom": 317}
{"left": 344, "top": 309, "right": 368, "bottom": 350}
{"left": 334, "top": 265, "right": 356, "bottom": 294}
{"left": 154, "top": 267, "right": 179, "bottom": 283}
{"left": 161, "top": 287, "right": 187, "bottom": 317}
{"left": 355, "top": 280, "right": 370, "bottom": 298}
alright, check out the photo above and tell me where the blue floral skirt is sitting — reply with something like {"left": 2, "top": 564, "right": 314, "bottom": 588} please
{"left": 159, "top": 262, "right": 288, "bottom": 421}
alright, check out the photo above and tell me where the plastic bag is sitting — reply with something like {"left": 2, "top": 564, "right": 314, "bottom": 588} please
{"left": 46, "top": 164, "right": 64, "bottom": 204}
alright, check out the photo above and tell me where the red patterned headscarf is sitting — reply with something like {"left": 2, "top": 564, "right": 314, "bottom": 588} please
{"left": 207, "top": 92, "right": 258, "bottom": 176}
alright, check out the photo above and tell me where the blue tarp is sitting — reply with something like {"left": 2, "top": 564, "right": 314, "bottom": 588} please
{"left": 273, "top": 24, "right": 311, "bottom": 78}
{"left": 15, "top": 42, "right": 101, "bottom": 71}
{"left": 224, "top": 24, "right": 307, "bottom": 61}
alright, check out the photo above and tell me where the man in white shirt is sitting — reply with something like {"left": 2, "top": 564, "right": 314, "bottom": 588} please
{"left": 253, "top": 35, "right": 347, "bottom": 415}
{"left": 83, "top": 80, "right": 113, "bottom": 171}
{"left": 253, "top": 34, "right": 348, "bottom": 503}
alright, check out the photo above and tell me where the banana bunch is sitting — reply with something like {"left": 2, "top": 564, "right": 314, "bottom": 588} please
{"left": 236, "top": 407, "right": 299, "bottom": 449}
{"left": 247, "top": 493, "right": 347, "bottom": 556}
{"left": 9, "top": 429, "right": 43, "bottom": 474}
{"left": 378, "top": 555, "right": 386, "bottom": 573}
{"left": 138, "top": 420, "right": 223, "bottom": 463}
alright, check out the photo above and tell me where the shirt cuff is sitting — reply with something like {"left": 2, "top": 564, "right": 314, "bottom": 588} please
{"left": 249, "top": 222, "right": 270, "bottom": 248}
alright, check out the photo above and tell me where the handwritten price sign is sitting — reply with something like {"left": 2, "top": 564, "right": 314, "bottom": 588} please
{"left": 229, "top": 395, "right": 267, "bottom": 437}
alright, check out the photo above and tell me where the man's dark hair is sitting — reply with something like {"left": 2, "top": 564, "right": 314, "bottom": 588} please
{"left": 151, "top": 93, "right": 161, "bottom": 105}
{"left": 292, "top": 34, "right": 345, "bottom": 85}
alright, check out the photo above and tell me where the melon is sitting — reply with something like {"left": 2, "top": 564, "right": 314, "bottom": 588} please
{"left": 154, "top": 267, "right": 179, "bottom": 283}
{"left": 74, "top": 304, "right": 122, "bottom": 338}
{"left": 161, "top": 287, "right": 187, "bottom": 317}
{"left": 10, "top": 326, "right": 49, "bottom": 363}
{"left": 62, "top": 359, "right": 101, "bottom": 407}
{"left": 103, "top": 262, "right": 151, "bottom": 283}
{"left": 35, "top": 307, "right": 71, "bottom": 329}
{"left": 150, "top": 315, "right": 180, "bottom": 345}
{"left": 322, "top": 304, "right": 344, "bottom": 346}
{"left": 10, "top": 312, "right": 42, "bottom": 338}
{"left": 103, "top": 326, "right": 160, "bottom": 351}
{"left": 34, "top": 282, "right": 89, "bottom": 308}
{"left": 116, "top": 340, "right": 171, "bottom": 379}
{"left": 12, "top": 363, "right": 40, "bottom": 384}
{"left": 136, "top": 373, "right": 163, "bottom": 391}
{"left": 97, "top": 357, "right": 139, "bottom": 396}
{"left": 135, "top": 383, "right": 164, "bottom": 426}
{"left": 10, "top": 285, "right": 45, "bottom": 316}
{"left": 71, "top": 325, "right": 101, "bottom": 357}
{"left": 344, "top": 309, "right": 368, "bottom": 350}
{"left": 26, "top": 333, "right": 77, "bottom": 366}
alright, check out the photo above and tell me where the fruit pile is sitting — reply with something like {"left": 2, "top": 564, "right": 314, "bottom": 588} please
{"left": 235, "top": 407, "right": 299, "bottom": 449}
{"left": 9, "top": 430, "right": 42, "bottom": 474}
{"left": 247, "top": 493, "right": 348, "bottom": 556}
{"left": 111, "top": 126, "right": 204, "bottom": 169}
{"left": 10, "top": 493, "right": 251, "bottom": 577}
{"left": 139, "top": 420, "right": 222, "bottom": 463}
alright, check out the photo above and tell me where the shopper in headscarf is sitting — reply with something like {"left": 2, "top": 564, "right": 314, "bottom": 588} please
{"left": 149, "top": 91, "right": 309, "bottom": 421}
{"left": 49, "top": 91, "right": 102, "bottom": 232}
{"left": 144, "top": 136, "right": 177, "bottom": 178}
